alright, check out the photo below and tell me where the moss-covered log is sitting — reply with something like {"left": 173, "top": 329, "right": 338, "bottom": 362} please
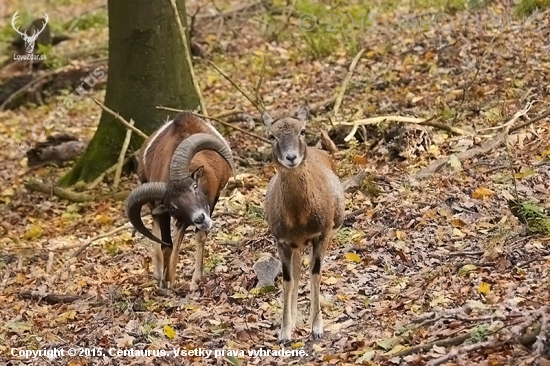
{"left": 59, "top": 0, "right": 198, "bottom": 186}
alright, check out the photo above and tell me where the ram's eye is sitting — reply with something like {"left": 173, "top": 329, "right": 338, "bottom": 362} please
{"left": 300, "top": 129, "right": 306, "bottom": 136}
{"left": 268, "top": 134, "right": 276, "bottom": 141}
{"left": 193, "top": 184, "right": 198, "bottom": 190}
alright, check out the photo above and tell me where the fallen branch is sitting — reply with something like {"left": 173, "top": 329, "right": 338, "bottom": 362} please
{"left": 509, "top": 106, "right": 550, "bottom": 134}
{"left": 413, "top": 136, "right": 503, "bottom": 179}
{"left": 25, "top": 179, "right": 129, "bottom": 202}
{"left": 113, "top": 119, "right": 134, "bottom": 188}
{"left": 91, "top": 98, "right": 148, "bottom": 139}
{"left": 208, "top": 61, "right": 264, "bottom": 113}
{"left": 25, "top": 180, "right": 93, "bottom": 202}
{"left": 412, "top": 105, "right": 550, "bottom": 179}
{"left": 343, "top": 115, "right": 467, "bottom": 142}
{"left": 426, "top": 307, "right": 549, "bottom": 366}
{"left": 169, "top": 0, "right": 207, "bottom": 115}
{"left": 20, "top": 291, "right": 91, "bottom": 304}
{"left": 334, "top": 48, "right": 365, "bottom": 117}
{"left": 320, "top": 129, "right": 338, "bottom": 154}
{"left": 156, "top": 106, "right": 269, "bottom": 143}
{"left": 396, "top": 332, "right": 472, "bottom": 357}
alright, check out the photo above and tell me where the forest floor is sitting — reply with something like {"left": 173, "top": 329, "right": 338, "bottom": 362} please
{"left": 1, "top": 0, "right": 550, "bottom": 365}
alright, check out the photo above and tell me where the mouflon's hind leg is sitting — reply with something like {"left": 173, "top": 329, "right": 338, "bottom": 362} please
{"left": 310, "top": 233, "right": 329, "bottom": 339}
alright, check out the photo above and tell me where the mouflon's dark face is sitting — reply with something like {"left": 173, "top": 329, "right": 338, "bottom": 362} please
{"left": 262, "top": 105, "right": 309, "bottom": 169}
{"left": 165, "top": 166, "right": 212, "bottom": 231}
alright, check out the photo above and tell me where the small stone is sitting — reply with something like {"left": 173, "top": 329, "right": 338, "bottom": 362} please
{"left": 253, "top": 255, "right": 281, "bottom": 287}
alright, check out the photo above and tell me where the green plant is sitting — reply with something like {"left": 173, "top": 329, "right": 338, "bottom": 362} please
{"left": 515, "top": 0, "right": 550, "bottom": 16}
{"left": 335, "top": 227, "right": 365, "bottom": 247}
{"left": 467, "top": 324, "right": 490, "bottom": 344}
{"left": 508, "top": 199, "right": 550, "bottom": 235}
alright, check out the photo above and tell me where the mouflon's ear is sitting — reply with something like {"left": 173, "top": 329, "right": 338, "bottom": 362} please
{"left": 261, "top": 110, "right": 275, "bottom": 128}
{"left": 296, "top": 105, "right": 309, "bottom": 122}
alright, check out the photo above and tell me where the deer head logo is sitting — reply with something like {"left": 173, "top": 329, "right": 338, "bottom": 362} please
{"left": 12, "top": 11, "right": 49, "bottom": 54}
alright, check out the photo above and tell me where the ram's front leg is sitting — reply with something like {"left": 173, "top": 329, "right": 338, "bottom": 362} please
{"left": 190, "top": 230, "right": 207, "bottom": 291}
{"left": 158, "top": 212, "right": 173, "bottom": 288}
{"left": 151, "top": 214, "right": 165, "bottom": 285}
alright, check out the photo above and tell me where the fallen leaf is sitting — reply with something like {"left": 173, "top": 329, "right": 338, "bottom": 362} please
{"left": 344, "top": 252, "right": 362, "bottom": 263}
{"left": 472, "top": 187, "right": 495, "bottom": 199}
{"left": 163, "top": 325, "right": 176, "bottom": 340}
{"left": 478, "top": 282, "right": 491, "bottom": 294}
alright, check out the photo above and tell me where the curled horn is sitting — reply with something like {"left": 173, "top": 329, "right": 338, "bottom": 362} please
{"left": 170, "top": 133, "right": 234, "bottom": 182}
{"left": 126, "top": 182, "right": 169, "bottom": 245}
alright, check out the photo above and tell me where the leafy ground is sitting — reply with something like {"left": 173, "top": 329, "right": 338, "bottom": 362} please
{"left": 2, "top": 0, "right": 550, "bottom": 365}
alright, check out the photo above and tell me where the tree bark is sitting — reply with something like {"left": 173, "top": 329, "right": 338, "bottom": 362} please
{"left": 59, "top": 0, "right": 198, "bottom": 186}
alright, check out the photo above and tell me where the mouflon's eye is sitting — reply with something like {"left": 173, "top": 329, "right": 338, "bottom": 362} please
{"left": 268, "top": 134, "right": 276, "bottom": 141}
{"left": 300, "top": 129, "right": 306, "bottom": 136}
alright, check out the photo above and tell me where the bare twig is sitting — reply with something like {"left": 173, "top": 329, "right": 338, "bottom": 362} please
{"left": 156, "top": 106, "right": 269, "bottom": 143}
{"left": 334, "top": 48, "right": 365, "bottom": 117}
{"left": 509, "top": 107, "right": 550, "bottom": 133}
{"left": 478, "top": 101, "right": 536, "bottom": 132}
{"left": 92, "top": 98, "right": 148, "bottom": 139}
{"left": 69, "top": 224, "right": 133, "bottom": 260}
{"left": 169, "top": 0, "right": 207, "bottom": 115}
{"left": 448, "top": 251, "right": 484, "bottom": 257}
{"left": 194, "top": 112, "right": 268, "bottom": 143}
{"left": 254, "top": 55, "right": 267, "bottom": 111}
{"left": 269, "top": 0, "right": 297, "bottom": 42}
{"left": 113, "top": 119, "right": 134, "bottom": 188}
{"left": 208, "top": 61, "right": 264, "bottom": 113}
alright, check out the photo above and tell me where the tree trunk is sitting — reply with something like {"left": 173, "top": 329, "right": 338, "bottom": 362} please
{"left": 59, "top": 0, "right": 198, "bottom": 186}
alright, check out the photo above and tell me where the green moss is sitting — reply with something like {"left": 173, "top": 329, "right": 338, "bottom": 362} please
{"left": 67, "top": 11, "right": 108, "bottom": 32}
{"left": 515, "top": 0, "right": 550, "bottom": 16}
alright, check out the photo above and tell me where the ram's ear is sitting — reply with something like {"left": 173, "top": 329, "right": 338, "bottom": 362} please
{"left": 261, "top": 110, "right": 275, "bottom": 128}
{"left": 296, "top": 105, "right": 309, "bottom": 122}
{"left": 191, "top": 166, "right": 204, "bottom": 182}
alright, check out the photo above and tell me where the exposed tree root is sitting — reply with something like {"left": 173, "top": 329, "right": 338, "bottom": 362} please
{"left": 25, "top": 179, "right": 128, "bottom": 202}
